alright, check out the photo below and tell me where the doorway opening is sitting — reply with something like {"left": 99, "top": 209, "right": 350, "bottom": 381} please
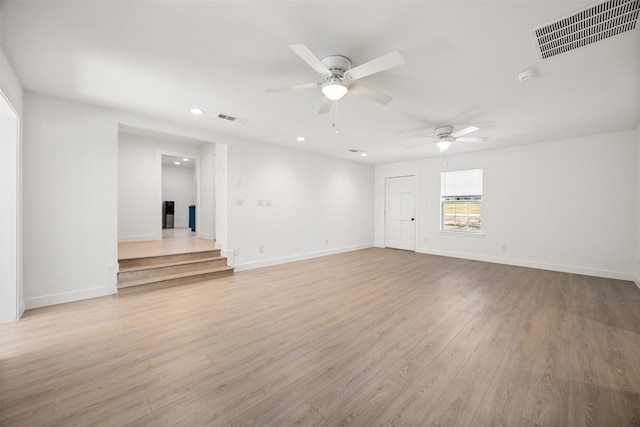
{"left": 161, "top": 154, "right": 197, "bottom": 240}
{"left": 117, "top": 125, "right": 224, "bottom": 247}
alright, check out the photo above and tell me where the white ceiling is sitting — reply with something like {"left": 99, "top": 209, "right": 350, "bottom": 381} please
{"left": 1, "top": 1, "right": 639, "bottom": 164}
{"left": 162, "top": 155, "right": 196, "bottom": 169}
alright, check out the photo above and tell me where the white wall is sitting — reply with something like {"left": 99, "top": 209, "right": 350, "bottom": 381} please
{"left": 1, "top": 52, "right": 22, "bottom": 113}
{"left": 162, "top": 164, "right": 196, "bottom": 229}
{"left": 23, "top": 92, "right": 119, "bottom": 308}
{"left": 118, "top": 132, "right": 160, "bottom": 241}
{"left": 226, "top": 138, "right": 374, "bottom": 270}
{"left": 118, "top": 131, "right": 201, "bottom": 241}
{"left": 375, "top": 130, "right": 636, "bottom": 280}
{"left": 0, "top": 46, "right": 24, "bottom": 321}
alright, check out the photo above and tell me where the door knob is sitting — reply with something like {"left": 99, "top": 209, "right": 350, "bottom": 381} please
{"left": 411, "top": 218, "right": 415, "bottom": 221}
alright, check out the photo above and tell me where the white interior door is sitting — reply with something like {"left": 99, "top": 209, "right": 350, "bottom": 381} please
{"left": 385, "top": 175, "right": 416, "bottom": 251}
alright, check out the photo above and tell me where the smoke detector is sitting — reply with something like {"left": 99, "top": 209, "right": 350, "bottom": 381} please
{"left": 518, "top": 69, "right": 538, "bottom": 82}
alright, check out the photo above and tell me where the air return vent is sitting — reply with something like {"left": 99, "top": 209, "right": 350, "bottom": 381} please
{"left": 530, "top": 0, "right": 640, "bottom": 59}
{"left": 217, "top": 113, "right": 247, "bottom": 124}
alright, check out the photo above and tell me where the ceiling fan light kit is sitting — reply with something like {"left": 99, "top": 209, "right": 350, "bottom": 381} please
{"left": 322, "top": 78, "right": 348, "bottom": 101}
{"left": 437, "top": 139, "right": 453, "bottom": 152}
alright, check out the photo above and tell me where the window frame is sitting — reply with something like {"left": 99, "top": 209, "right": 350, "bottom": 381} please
{"left": 440, "top": 168, "right": 484, "bottom": 235}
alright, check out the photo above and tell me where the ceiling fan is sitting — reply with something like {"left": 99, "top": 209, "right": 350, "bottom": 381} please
{"left": 267, "top": 44, "right": 405, "bottom": 114}
{"left": 410, "top": 125, "right": 488, "bottom": 152}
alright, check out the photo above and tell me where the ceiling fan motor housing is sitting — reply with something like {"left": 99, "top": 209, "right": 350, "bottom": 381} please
{"left": 321, "top": 55, "right": 352, "bottom": 79}
{"left": 434, "top": 126, "right": 455, "bottom": 138}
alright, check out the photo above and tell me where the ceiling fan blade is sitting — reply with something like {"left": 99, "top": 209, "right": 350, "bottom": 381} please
{"left": 318, "top": 96, "right": 333, "bottom": 114}
{"left": 348, "top": 83, "right": 393, "bottom": 105}
{"left": 345, "top": 51, "right": 405, "bottom": 80}
{"left": 455, "top": 137, "right": 488, "bottom": 143}
{"left": 289, "top": 44, "right": 331, "bottom": 76}
{"left": 451, "top": 126, "right": 479, "bottom": 138}
{"left": 266, "top": 82, "right": 319, "bottom": 93}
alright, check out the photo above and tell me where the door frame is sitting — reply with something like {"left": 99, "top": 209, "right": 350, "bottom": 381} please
{"left": 0, "top": 90, "right": 21, "bottom": 322}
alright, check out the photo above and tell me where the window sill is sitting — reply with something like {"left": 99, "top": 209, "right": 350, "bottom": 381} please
{"left": 439, "top": 230, "right": 485, "bottom": 238}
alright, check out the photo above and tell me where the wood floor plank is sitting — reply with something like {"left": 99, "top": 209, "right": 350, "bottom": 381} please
{"left": 421, "top": 283, "right": 532, "bottom": 426}
{"left": 520, "top": 306, "right": 572, "bottom": 426}
{"left": 320, "top": 304, "right": 499, "bottom": 426}
{"left": 2, "top": 246, "right": 640, "bottom": 426}
{"left": 469, "top": 276, "right": 546, "bottom": 426}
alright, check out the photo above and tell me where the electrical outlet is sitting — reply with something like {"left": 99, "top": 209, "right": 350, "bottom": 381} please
{"left": 424, "top": 237, "right": 428, "bottom": 243}
{"left": 236, "top": 198, "right": 243, "bottom": 206}
{"left": 265, "top": 200, "right": 272, "bottom": 206}
{"left": 257, "top": 200, "right": 264, "bottom": 206}
{"left": 233, "top": 248, "right": 240, "bottom": 256}
{"left": 325, "top": 238, "right": 329, "bottom": 244}
{"left": 501, "top": 244, "right": 507, "bottom": 251}
{"left": 259, "top": 246, "right": 264, "bottom": 253}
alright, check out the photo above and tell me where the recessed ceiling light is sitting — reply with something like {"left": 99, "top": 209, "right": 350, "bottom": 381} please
{"left": 182, "top": 158, "right": 189, "bottom": 161}
{"left": 190, "top": 108, "right": 205, "bottom": 115}
{"left": 296, "top": 136, "right": 306, "bottom": 142}
{"left": 360, "top": 152, "right": 368, "bottom": 157}
{"left": 174, "top": 161, "right": 180, "bottom": 165}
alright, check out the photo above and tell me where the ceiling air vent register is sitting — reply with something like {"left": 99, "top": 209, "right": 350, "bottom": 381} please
{"left": 217, "top": 113, "right": 247, "bottom": 124}
{"left": 530, "top": 0, "right": 639, "bottom": 59}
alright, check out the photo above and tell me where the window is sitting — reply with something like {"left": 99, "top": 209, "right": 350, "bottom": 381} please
{"left": 441, "top": 168, "right": 483, "bottom": 233}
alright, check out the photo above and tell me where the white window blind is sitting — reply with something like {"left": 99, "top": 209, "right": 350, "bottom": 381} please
{"left": 441, "top": 168, "right": 483, "bottom": 196}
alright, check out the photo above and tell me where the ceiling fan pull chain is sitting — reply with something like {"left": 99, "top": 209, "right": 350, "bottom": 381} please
{"left": 333, "top": 101, "right": 339, "bottom": 134}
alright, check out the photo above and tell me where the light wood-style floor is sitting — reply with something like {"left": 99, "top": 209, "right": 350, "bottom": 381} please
{"left": 118, "top": 228, "right": 215, "bottom": 260}
{"left": 2, "top": 247, "right": 640, "bottom": 426}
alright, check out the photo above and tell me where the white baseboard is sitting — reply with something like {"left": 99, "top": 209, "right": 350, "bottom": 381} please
{"left": 118, "top": 234, "right": 157, "bottom": 243}
{"left": 233, "top": 243, "right": 374, "bottom": 272}
{"left": 415, "top": 248, "right": 635, "bottom": 282}
{"left": 25, "top": 263, "right": 118, "bottom": 310}
{"left": 634, "top": 275, "right": 640, "bottom": 290}
{"left": 25, "top": 284, "right": 115, "bottom": 310}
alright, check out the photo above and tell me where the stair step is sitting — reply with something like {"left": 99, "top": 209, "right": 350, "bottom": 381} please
{"left": 117, "top": 267, "right": 234, "bottom": 295}
{"left": 118, "top": 250, "right": 221, "bottom": 270}
{"left": 119, "top": 256, "right": 227, "bottom": 273}
{"left": 117, "top": 246, "right": 233, "bottom": 294}
{"left": 118, "top": 259, "right": 229, "bottom": 284}
{"left": 118, "top": 265, "right": 234, "bottom": 289}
